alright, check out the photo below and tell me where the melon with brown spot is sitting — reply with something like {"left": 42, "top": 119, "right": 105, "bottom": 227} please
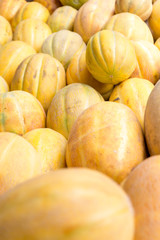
{"left": 11, "top": 53, "right": 66, "bottom": 112}
{"left": 109, "top": 78, "right": 154, "bottom": 131}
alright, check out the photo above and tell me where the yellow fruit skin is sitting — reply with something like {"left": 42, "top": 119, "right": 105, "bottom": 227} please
{"left": 0, "top": 91, "right": 46, "bottom": 136}
{"left": 131, "top": 40, "right": 160, "bottom": 84}
{"left": 67, "top": 49, "right": 114, "bottom": 100}
{"left": 0, "top": 168, "right": 135, "bottom": 240}
{"left": 74, "top": 0, "right": 115, "bottom": 43}
{"left": 86, "top": 30, "right": 137, "bottom": 84}
{"left": 115, "top": 0, "right": 152, "bottom": 21}
{"left": 47, "top": 83, "right": 104, "bottom": 139}
{"left": 0, "top": 41, "right": 36, "bottom": 86}
{"left": 13, "top": 19, "right": 52, "bottom": 52}
{"left": 0, "top": 0, "right": 26, "bottom": 22}
{"left": 60, "top": 0, "right": 88, "bottom": 9}
{"left": 24, "top": 128, "right": 67, "bottom": 173}
{"left": 0, "top": 132, "right": 42, "bottom": 195}
{"left": 66, "top": 101, "right": 146, "bottom": 183}
{"left": 0, "top": 77, "right": 9, "bottom": 94}
{"left": 47, "top": 6, "right": 77, "bottom": 32}
{"left": 11, "top": 53, "right": 66, "bottom": 112}
{"left": 109, "top": 78, "right": 154, "bottom": 131}
{"left": 144, "top": 80, "right": 160, "bottom": 155}
{"left": 123, "top": 155, "right": 160, "bottom": 240}
{"left": 11, "top": 2, "right": 50, "bottom": 31}
{"left": 0, "top": 16, "right": 12, "bottom": 45}
{"left": 104, "top": 13, "right": 153, "bottom": 43}
{"left": 148, "top": 0, "right": 160, "bottom": 40}
{"left": 41, "top": 29, "right": 86, "bottom": 69}
{"left": 34, "top": 0, "right": 62, "bottom": 14}
{"left": 155, "top": 37, "right": 160, "bottom": 50}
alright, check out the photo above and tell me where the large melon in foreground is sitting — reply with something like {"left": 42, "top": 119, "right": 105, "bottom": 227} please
{"left": 0, "top": 132, "right": 41, "bottom": 195}
{"left": 144, "top": 80, "right": 160, "bottom": 155}
{"left": 86, "top": 30, "right": 137, "bottom": 84}
{"left": 0, "top": 168, "right": 134, "bottom": 240}
{"left": 0, "top": 91, "right": 46, "bottom": 135}
{"left": 66, "top": 101, "right": 146, "bottom": 183}
{"left": 0, "top": 41, "right": 36, "bottom": 86}
{"left": 123, "top": 155, "right": 160, "bottom": 240}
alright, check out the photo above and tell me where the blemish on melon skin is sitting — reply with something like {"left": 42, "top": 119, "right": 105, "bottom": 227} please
{"left": 113, "top": 97, "right": 120, "bottom": 101}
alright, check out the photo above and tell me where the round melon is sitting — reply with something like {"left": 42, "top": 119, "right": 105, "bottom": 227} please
{"left": 0, "top": 90, "right": 46, "bottom": 135}
{"left": 67, "top": 49, "right": 114, "bottom": 100}
{"left": 47, "top": 83, "right": 104, "bottom": 139}
{"left": 41, "top": 29, "right": 86, "bottom": 69}
{"left": 13, "top": 18, "right": 52, "bottom": 52}
{"left": 0, "top": 0, "right": 26, "bottom": 22}
{"left": 66, "top": 101, "right": 146, "bottom": 183}
{"left": 11, "top": 2, "right": 50, "bottom": 31}
{"left": 131, "top": 40, "right": 160, "bottom": 84}
{"left": 11, "top": 53, "right": 66, "bottom": 112}
{"left": 104, "top": 12, "right": 153, "bottom": 43}
{"left": 115, "top": 0, "right": 152, "bottom": 21}
{"left": 47, "top": 6, "right": 77, "bottom": 32}
{"left": 0, "top": 132, "right": 41, "bottom": 195}
{"left": 0, "top": 168, "right": 134, "bottom": 240}
{"left": 109, "top": 78, "right": 154, "bottom": 131}
{"left": 86, "top": 30, "right": 137, "bottom": 84}
{"left": 73, "top": 0, "right": 115, "bottom": 43}
{"left": 148, "top": 0, "right": 160, "bottom": 40}
{"left": 144, "top": 80, "right": 160, "bottom": 155}
{"left": 0, "top": 40, "right": 36, "bottom": 86}
{"left": 0, "top": 15, "right": 12, "bottom": 45}
{"left": 123, "top": 155, "right": 160, "bottom": 240}
{"left": 24, "top": 128, "right": 67, "bottom": 173}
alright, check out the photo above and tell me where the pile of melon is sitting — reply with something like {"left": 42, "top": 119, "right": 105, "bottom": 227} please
{"left": 0, "top": 0, "right": 160, "bottom": 239}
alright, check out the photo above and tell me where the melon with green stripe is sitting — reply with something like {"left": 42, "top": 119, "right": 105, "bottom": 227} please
{"left": 11, "top": 53, "right": 66, "bottom": 112}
